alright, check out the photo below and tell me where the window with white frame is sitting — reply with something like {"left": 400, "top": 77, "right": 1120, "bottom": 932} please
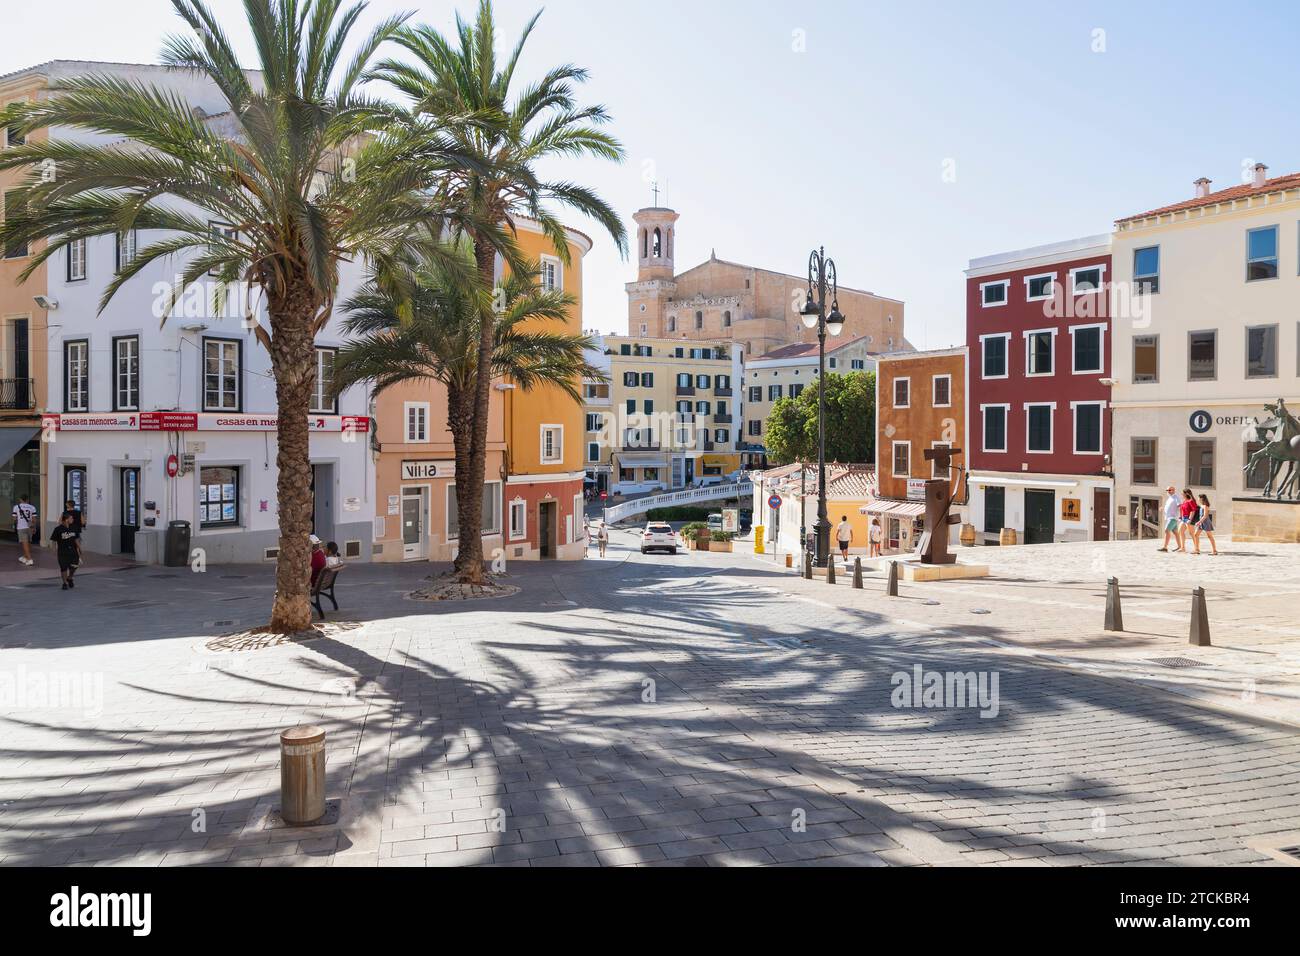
{"left": 1134, "top": 245, "right": 1160, "bottom": 293}
{"left": 311, "top": 347, "right": 337, "bottom": 414}
{"left": 208, "top": 221, "right": 238, "bottom": 276}
{"left": 980, "top": 280, "right": 1009, "bottom": 307}
{"left": 981, "top": 334, "right": 1009, "bottom": 378}
{"left": 112, "top": 335, "right": 139, "bottom": 411}
{"left": 587, "top": 441, "right": 600, "bottom": 462}
{"left": 1026, "top": 403, "right": 1054, "bottom": 453}
{"left": 541, "top": 425, "right": 563, "bottom": 463}
{"left": 202, "top": 338, "right": 241, "bottom": 411}
{"left": 1246, "top": 226, "right": 1279, "bottom": 281}
{"left": 448, "top": 481, "right": 501, "bottom": 538}
{"left": 67, "top": 238, "right": 87, "bottom": 281}
{"left": 930, "top": 442, "right": 952, "bottom": 478}
{"left": 1072, "top": 401, "right": 1103, "bottom": 455}
{"left": 932, "top": 374, "right": 951, "bottom": 407}
{"left": 1025, "top": 329, "right": 1055, "bottom": 376}
{"left": 1024, "top": 273, "right": 1056, "bottom": 301}
{"left": 892, "top": 441, "right": 911, "bottom": 478}
{"left": 1069, "top": 264, "right": 1105, "bottom": 294}
{"left": 115, "top": 230, "right": 137, "bottom": 273}
{"left": 540, "top": 255, "right": 562, "bottom": 291}
{"left": 509, "top": 498, "right": 527, "bottom": 540}
{"left": 404, "top": 402, "right": 429, "bottom": 443}
{"left": 1070, "top": 324, "right": 1104, "bottom": 374}
{"left": 199, "top": 466, "right": 240, "bottom": 528}
{"left": 64, "top": 339, "right": 89, "bottom": 412}
{"left": 982, "top": 404, "right": 1008, "bottom": 453}
{"left": 893, "top": 377, "right": 910, "bottom": 408}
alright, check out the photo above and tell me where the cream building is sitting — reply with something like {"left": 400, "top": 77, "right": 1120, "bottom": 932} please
{"left": 740, "top": 338, "right": 881, "bottom": 469}
{"left": 625, "top": 205, "right": 908, "bottom": 360}
{"left": 582, "top": 333, "right": 742, "bottom": 496}
{"left": 1111, "top": 165, "right": 1300, "bottom": 538}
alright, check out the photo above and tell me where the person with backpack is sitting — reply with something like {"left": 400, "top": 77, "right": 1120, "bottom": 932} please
{"left": 597, "top": 521, "right": 609, "bottom": 558}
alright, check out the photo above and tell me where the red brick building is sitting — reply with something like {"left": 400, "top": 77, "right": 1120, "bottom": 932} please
{"left": 965, "top": 236, "right": 1113, "bottom": 545}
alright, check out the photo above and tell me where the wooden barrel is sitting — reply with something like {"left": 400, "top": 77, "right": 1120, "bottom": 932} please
{"left": 960, "top": 523, "right": 977, "bottom": 548}
{"left": 999, "top": 527, "right": 1018, "bottom": 547}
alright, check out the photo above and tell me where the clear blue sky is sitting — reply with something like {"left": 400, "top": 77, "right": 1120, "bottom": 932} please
{"left": 5, "top": 0, "right": 1299, "bottom": 349}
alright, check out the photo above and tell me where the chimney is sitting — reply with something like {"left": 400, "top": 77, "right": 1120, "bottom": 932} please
{"left": 1252, "top": 163, "right": 1269, "bottom": 188}
{"left": 1194, "top": 177, "right": 1212, "bottom": 198}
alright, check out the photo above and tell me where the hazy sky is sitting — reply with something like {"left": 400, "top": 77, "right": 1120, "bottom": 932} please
{"left": 5, "top": 0, "right": 1299, "bottom": 349}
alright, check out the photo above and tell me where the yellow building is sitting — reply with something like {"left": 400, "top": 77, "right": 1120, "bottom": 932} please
{"left": 373, "top": 216, "right": 592, "bottom": 562}
{"left": 583, "top": 334, "right": 742, "bottom": 496}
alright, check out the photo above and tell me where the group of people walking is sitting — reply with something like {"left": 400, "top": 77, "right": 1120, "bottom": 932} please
{"left": 12, "top": 495, "right": 85, "bottom": 589}
{"left": 1160, "top": 486, "right": 1219, "bottom": 556}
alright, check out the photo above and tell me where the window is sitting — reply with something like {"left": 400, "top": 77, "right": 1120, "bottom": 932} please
{"left": 1245, "top": 442, "right": 1270, "bottom": 490}
{"left": 642, "top": 371, "right": 654, "bottom": 388}
{"left": 311, "top": 347, "right": 337, "bottom": 414}
{"left": 1070, "top": 324, "right": 1103, "bottom": 374}
{"left": 983, "top": 486, "right": 1005, "bottom": 535}
{"left": 748, "top": 420, "right": 762, "bottom": 436}
{"left": 1246, "top": 324, "right": 1277, "bottom": 378}
{"left": 1070, "top": 265, "right": 1104, "bottom": 294}
{"left": 714, "top": 429, "right": 727, "bottom": 443}
{"left": 448, "top": 481, "right": 501, "bottom": 538}
{"left": 980, "top": 280, "right": 1008, "bottom": 307}
{"left": 982, "top": 405, "right": 1008, "bottom": 453}
{"left": 541, "top": 425, "right": 563, "bottom": 463}
{"left": 723, "top": 311, "right": 732, "bottom": 327}
{"left": 404, "top": 402, "right": 428, "bottom": 442}
{"left": 112, "top": 335, "right": 140, "bottom": 411}
{"left": 115, "top": 230, "right": 137, "bottom": 272}
{"left": 619, "top": 467, "right": 635, "bottom": 482}
{"left": 623, "top": 371, "right": 639, "bottom": 387}
{"left": 932, "top": 375, "right": 951, "bottom": 407}
{"left": 696, "top": 374, "right": 710, "bottom": 389}
{"left": 625, "top": 398, "right": 636, "bottom": 415}
{"left": 1131, "top": 438, "right": 1157, "bottom": 485}
{"left": 1188, "top": 330, "right": 1216, "bottom": 381}
{"left": 748, "top": 386, "right": 762, "bottom": 403}
{"left": 930, "top": 442, "right": 951, "bottom": 478}
{"left": 208, "top": 221, "right": 238, "bottom": 276}
{"left": 1246, "top": 226, "right": 1278, "bottom": 281}
{"left": 1187, "top": 439, "right": 1215, "bottom": 488}
{"left": 643, "top": 400, "right": 654, "bottom": 415}
{"left": 202, "top": 338, "right": 241, "bottom": 411}
{"left": 199, "top": 466, "right": 240, "bottom": 528}
{"left": 540, "top": 256, "right": 562, "bottom": 291}
{"left": 892, "top": 441, "right": 910, "bottom": 478}
{"left": 893, "top": 377, "right": 910, "bottom": 408}
{"left": 1134, "top": 246, "right": 1159, "bottom": 294}
{"left": 586, "top": 442, "right": 600, "bottom": 462}
{"left": 1133, "top": 335, "right": 1158, "bottom": 383}
{"left": 510, "top": 499, "right": 527, "bottom": 540}
{"left": 981, "top": 334, "right": 1009, "bottom": 378}
{"left": 1026, "top": 404, "right": 1053, "bottom": 453}
{"left": 644, "top": 468, "right": 659, "bottom": 482}
{"left": 668, "top": 316, "right": 676, "bottom": 332}
{"left": 850, "top": 359, "right": 865, "bottom": 370}
{"left": 4, "top": 124, "right": 24, "bottom": 147}
{"left": 1025, "top": 329, "right": 1054, "bottom": 376}
{"left": 620, "top": 344, "right": 631, "bottom": 355}
{"left": 1025, "top": 273, "right": 1055, "bottom": 301}
{"left": 768, "top": 384, "right": 783, "bottom": 401}
{"left": 715, "top": 374, "right": 730, "bottom": 390}
{"left": 694, "top": 311, "right": 703, "bottom": 329}
{"left": 3, "top": 190, "right": 27, "bottom": 258}
{"left": 828, "top": 358, "right": 837, "bottom": 370}
{"left": 1072, "top": 402, "right": 1103, "bottom": 455}
{"left": 585, "top": 413, "right": 602, "bottom": 432}
{"left": 67, "top": 238, "right": 87, "bottom": 281}
{"left": 64, "top": 339, "right": 89, "bottom": 412}
{"left": 678, "top": 372, "right": 692, "bottom": 390}
{"left": 790, "top": 383, "right": 804, "bottom": 399}
{"left": 695, "top": 401, "right": 710, "bottom": 414}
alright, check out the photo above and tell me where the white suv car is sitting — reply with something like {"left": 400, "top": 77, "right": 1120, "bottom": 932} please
{"left": 640, "top": 523, "right": 679, "bottom": 555}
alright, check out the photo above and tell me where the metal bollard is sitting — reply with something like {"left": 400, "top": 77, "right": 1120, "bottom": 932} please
{"left": 804, "top": 552, "right": 813, "bottom": 580}
{"left": 1104, "top": 577, "right": 1124, "bottom": 632}
{"left": 826, "top": 558, "right": 836, "bottom": 585}
{"left": 280, "top": 725, "right": 327, "bottom": 825}
{"left": 886, "top": 561, "right": 899, "bottom": 597}
{"left": 853, "top": 558, "right": 863, "bottom": 589}
{"left": 1190, "top": 587, "right": 1211, "bottom": 647}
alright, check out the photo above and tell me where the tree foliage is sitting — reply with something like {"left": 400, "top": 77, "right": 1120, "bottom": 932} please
{"left": 763, "top": 371, "right": 875, "bottom": 466}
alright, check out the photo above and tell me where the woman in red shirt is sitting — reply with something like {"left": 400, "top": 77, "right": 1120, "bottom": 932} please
{"left": 309, "top": 535, "right": 327, "bottom": 585}
{"left": 1177, "top": 489, "right": 1198, "bottom": 553}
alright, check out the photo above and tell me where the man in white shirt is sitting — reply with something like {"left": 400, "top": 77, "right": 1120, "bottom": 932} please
{"left": 1159, "top": 485, "right": 1181, "bottom": 553}
{"left": 835, "top": 515, "right": 853, "bottom": 563}
{"left": 12, "top": 494, "right": 37, "bottom": 566}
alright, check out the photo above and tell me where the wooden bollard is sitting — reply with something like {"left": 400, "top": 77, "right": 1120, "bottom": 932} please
{"left": 804, "top": 552, "right": 813, "bottom": 580}
{"left": 1190, "top": 587, "right": 1211, "bottom": 647}
{"left": 826, "top": 558, "right": 836, "bottom": 584}
{"left": 853, "top": 558, "right": 863, "bottom": 589}
{"left": 280, "top": 725, "right": 326, "bottom": 825}
{"left": 886, "top": 561, "right": 899, "bottom": 597}
{"left": 1104, "top": 577, "right": 1124, "bottom": 632}
{"left": 785, "top": 554, "right": 792, "bottom": 569}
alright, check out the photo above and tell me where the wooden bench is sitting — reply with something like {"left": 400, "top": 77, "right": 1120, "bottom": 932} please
{"left": 312, "top": 566, "right": 343, "bottom": 620}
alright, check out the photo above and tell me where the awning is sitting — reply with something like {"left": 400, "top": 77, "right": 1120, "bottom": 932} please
{"left": 0, "top": 426, "right": 38, "bottom": 466}
{"left": 615, "top": 453, "right": 668, "bottom": 467}
{"left": 859, "top": 499, "right": 927, "bottom": 518}
{"left": 968, "top": 474, "right": 1079, "bottom": 489}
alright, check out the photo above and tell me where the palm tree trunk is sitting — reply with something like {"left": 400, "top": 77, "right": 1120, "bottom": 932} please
{"left": 448, "top": 382, "right": 477, "bottom": 577}
{"left": 267, "top": 299, "right": 317, "bottom": 632}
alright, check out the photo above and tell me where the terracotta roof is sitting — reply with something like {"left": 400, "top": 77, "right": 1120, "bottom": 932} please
{"left": 756, "top": 343, "right": 819, "bottom": 361}
{"left": 1117, "top": 171, "right": 1300, "bottom": 223}
{"left": 758, "top": 464, "right": 876, "bottom": 501}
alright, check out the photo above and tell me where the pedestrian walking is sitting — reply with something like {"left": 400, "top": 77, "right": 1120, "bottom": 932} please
{"left": 1158, "top": 485, "right": 1181, "bottom": 552}
{"left": 12, "top": 494, "right": 37, "bottom": 566}
{"left": 869, "top": 517, "right": 883, "bottom": 558}
{"left": 50, "top": 512, "right": 82, "bottom": 590}
{"left": 835, "top": 515, "right": 853, "bottom": 564}
{"left": 61, "top": 499, "right": 84, "bottom": 534}
{"left": 1195, "top": 494, "right": 1219, "bottom": 556}
{"left": 1178, "top": 488, "right": 1198, "bottom": 553}
{"left": 597, "top": 520, "right": 609, "bottom": 558}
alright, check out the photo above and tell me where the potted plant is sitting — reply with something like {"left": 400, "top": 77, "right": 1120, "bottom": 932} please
{"left": 682, "top": 522, "right": 710, "bottom": 551}
{"left": 709, "top": 530, "right": 736, "bottom": 553}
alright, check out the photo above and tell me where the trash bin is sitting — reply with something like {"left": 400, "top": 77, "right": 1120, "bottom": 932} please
{"left": 164, "top": 520, "right": 191, "bottom": 567}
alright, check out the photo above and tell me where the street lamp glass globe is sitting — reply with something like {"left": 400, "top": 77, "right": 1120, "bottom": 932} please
{"left": 826, "top": 306, "right": 846, "bottom": 336}
{"left": 800, "top": 296, "right": 819, "bottom": 330}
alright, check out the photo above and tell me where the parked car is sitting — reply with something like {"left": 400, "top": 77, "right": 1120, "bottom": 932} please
{"left": 707, "top": 513, "right": 724, "bottom": 533}
{"left": 739, "top": 510, "right": 752, "bottom": 533}
{"left": 640, "top": 523, "right": 679, "bottom": 555}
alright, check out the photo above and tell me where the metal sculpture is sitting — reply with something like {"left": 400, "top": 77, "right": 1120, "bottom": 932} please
{"left": 919, "top": 446, "right": 967, "bottom": 565}
{"left": 1243, "top": 399, "right": 1300, "bottom": 500}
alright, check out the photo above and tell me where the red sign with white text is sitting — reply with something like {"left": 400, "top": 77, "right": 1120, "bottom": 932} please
{"left": 139, "top": 412, "right": 199, "bottom": 431}
{"left": 41, "top": 413, "right": 371, "bottom": 433}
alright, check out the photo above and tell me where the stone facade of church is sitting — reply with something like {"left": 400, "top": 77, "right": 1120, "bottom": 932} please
{"left": 625, "top": 206, "right": 908, "bottom": 359}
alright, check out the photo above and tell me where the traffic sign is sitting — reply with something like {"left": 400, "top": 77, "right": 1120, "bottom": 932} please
{"left": 768, "top": 494, "right": 782, "bottom": 510}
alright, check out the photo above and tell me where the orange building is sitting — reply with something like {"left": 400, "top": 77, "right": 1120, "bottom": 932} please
{"left": 372, "top": 217, "right": 592, "bottom": 563}
{"left": 869, "top": 347, "right": 968, "bottom": 553}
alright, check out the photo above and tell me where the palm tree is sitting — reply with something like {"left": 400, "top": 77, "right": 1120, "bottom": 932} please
{"left": 334, "top": 242, "right": 602, "bottom": 556}
{"left": 369, "top": 0, "right": 626, "bottom": 583}
{"left": 0, "top": 0, "right": 477, "bottom": 632}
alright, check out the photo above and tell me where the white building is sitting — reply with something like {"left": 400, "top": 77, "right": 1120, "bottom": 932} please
{"left": 1111, "top": 165, "right": 1300, "bottom": 538}
{"left": 29, "top": 62, "right": 374, "bottom": 563}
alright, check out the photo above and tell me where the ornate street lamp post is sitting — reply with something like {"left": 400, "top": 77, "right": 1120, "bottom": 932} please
{"left": 801, "top": 247, "right": 846, "bottom": 568}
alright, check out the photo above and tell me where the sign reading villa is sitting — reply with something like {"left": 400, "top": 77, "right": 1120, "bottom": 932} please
{"left": 401, "top": 460, "right": 455, "bottom": 481}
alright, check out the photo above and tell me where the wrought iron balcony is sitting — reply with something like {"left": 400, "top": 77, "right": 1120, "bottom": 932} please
{"left": 675, "top": 385, "right": 696, "bottom": 397}
{"left": 714, "top": 413, "right": 733, "bottom": 424}
{"left": 714, "top": 386, "right": 733, "bottom": 397}
{"left": 0, "top": 378, "right": 34, "bottom": 410}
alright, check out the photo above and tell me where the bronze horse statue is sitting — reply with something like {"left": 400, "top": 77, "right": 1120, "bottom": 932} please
{"left": 1243, "top": 399, "right": 1300, "bottom": 499}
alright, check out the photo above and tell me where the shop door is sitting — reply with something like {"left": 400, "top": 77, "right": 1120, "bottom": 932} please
{"left": 1129, "top": 496, "right": 1161, "bottom": 540}
{"left": 65, "top": 466, "right": 87, "bottom": 520}
{"left": 1024, "top": 490, "right": 1055, "bottom": 545}
{"left": 401, "top": 487, "right": 425, "bottom": 560}
{"left": 539, "top": 500, "right": 557, "bottom": 559}
{"left": 1092, "top": 489, "right": 1111, "bottom": 541}
{"left": 119, "top": 467, "right": 140, "bottom": 554}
